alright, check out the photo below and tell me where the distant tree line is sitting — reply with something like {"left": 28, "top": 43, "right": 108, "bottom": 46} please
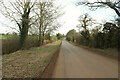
{"left": 66, "top": 14, "right": 119, "bottom": 49}
{"left": 56, "top": 33, "right": 64, "bottom": 40}
{"left": 66, "top": 21, "right": 119, "bottom": 49}
{"left": 66, "top": 29, "right": 76, "bottom": 42}
{"left": 76, "top": 0, "right": 120, "bottom": 49}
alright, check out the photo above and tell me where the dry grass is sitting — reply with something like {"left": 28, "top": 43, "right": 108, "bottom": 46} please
{"left": 2, "top": 36, "right": 54, "bottom": 55}
{"left": 69, "top": 41, "right": 118, "bottom": 58}
{"left": 2, "top": 40, "right": 61, "bottom": 78}
{"left": 2, "top": 36, "right": 39, "bottom": 55}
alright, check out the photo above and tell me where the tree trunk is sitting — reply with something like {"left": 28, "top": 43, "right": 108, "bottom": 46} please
{"left": 42, "top": 32, "right": 45, "bottom": 45}
{"left": 38, "top": 3, "right": 43, "bottom": 46}
{"left": 19, "top": 28, "right": 28, "bottom": 49}
{"left": 38, "top": 16, "right": 43, "bottom": 46}
{"left": 38, "top": 25, "right": 42, "bottom": 46}
{"left": 18, "top": 10, "right": 30, "bottom": 49}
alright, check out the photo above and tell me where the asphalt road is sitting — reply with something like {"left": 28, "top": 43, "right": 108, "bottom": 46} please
{"left": 52, "top": 40, "right": 118, "bottom": 78}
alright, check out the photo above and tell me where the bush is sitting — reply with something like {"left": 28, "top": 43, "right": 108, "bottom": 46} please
{"left": 22, "top": 36, "right": 39, "bottom": 49}
{"left": 2, "top": 38, "right": 19, "bottom": 54}
{"left": 80, "top": 30, "right": 90, "bottom": 46}
{"left": 2, "top": 35, "right": 39, "bottom": 55}
{"left": 51, "top": 36, "right": 57, "bottom": 41}
{"left": 66, "top": 37, "right": 71, "bottom": 41}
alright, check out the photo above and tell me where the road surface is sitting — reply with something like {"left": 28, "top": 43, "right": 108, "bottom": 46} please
{"left": 52, "top": 40, "right": 118, "bottom": 78}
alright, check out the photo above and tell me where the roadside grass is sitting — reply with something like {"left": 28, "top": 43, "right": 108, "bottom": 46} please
{"left": 68, "top": 41, "right": 118, "bottom": 58}
{"left": 2, "top": 40, "right": 61, "bottom": 78}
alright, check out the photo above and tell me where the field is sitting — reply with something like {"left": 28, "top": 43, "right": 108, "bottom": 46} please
{"left": 0, "top": 35, "right": 39, "bottom": 40}
{"left": 0, "top": 35, "right": 17, "bottom": 39}
{"left": 2, "top": 40, "right": 61, "bottom": 78}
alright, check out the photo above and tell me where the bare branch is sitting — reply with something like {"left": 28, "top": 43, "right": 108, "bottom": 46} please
{"left": 77, "top": 0, "right": 120, "bottom": 16}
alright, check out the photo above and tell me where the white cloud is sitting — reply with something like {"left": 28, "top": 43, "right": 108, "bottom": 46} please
{"left": 57, "top": 2, "right": 85, "bottom": 35}
{"left": 57, "top": 0, "right": 117, "bottom": 35}
{"left": 0, "top": 0, "right": 117, "bottom": 35}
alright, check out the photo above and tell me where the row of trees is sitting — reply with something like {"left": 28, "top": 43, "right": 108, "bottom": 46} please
{"left": 76, "top": 0, "right": 120, "bottom": 49}
{"left": 66, "top": 29, "right": 76, "bottom": 42}
{"left": 56, "top": 33, "right": 64, "bottom": 40}
{"left": 0, "top": 0, "right": 62, "bottom": 49}
{"left": 81, "top": 22, "right": 118, "bottom": 49}
{"left": 66, "top": 0, "right": 120, "bottom": 49}
{"left": 66, "top": 21, "right": 119, "bottom": 49}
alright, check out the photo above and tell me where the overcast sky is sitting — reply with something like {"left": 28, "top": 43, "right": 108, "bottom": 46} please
{"left": 0, "top": 0, "right": 117, "bottom": 35}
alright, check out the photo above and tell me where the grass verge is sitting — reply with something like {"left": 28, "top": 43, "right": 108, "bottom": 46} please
{"left": 41, "top": 40, "right": 62, "bottom": 78}
{"left": 2, "top": 40, "right": 62, "bottom": 78}
{"left": 69, "top": 41, "right": 118, "bottom": 59}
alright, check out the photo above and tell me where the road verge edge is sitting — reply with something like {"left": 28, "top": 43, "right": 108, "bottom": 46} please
{"left": 40, "top": 40, "right": 62, "bottom": 78}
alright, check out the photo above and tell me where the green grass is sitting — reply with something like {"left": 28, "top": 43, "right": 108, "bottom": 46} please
{"left": 0, "top": 35, "right": 8, "bottom": 39}
{"left": 31, "top": 64, "right": 35, "bottom": 68}
{"left": 0, "top": 35, "right": 18, "bottom": 39}
{"left": 0, "top": 35, "right": 38, "bottom": 40}
{"left": 51, "top": 36, "right": 57, "bottom": 40}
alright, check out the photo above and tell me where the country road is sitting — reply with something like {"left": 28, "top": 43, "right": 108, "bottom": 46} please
{"left": 52, "top": 40, "right": 118, "bottom": 78}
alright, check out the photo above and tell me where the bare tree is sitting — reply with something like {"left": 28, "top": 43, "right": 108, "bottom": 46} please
{"left": 33, "top": 1, "right": 63, "bottom": 46}
{"left": 46, "top": 22, "right": 61, "bottom": 35}
{"left": 77, "top": 0, "right": 120, "bottom": 17}
{"left": 77, "top": 0, "right": 120, "bottom": 51}
{"left": 0, "top": 0, "right": 37, "bottom": 49}
{"left": 77, "top": 13, "right": 95, "bottom": 31}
